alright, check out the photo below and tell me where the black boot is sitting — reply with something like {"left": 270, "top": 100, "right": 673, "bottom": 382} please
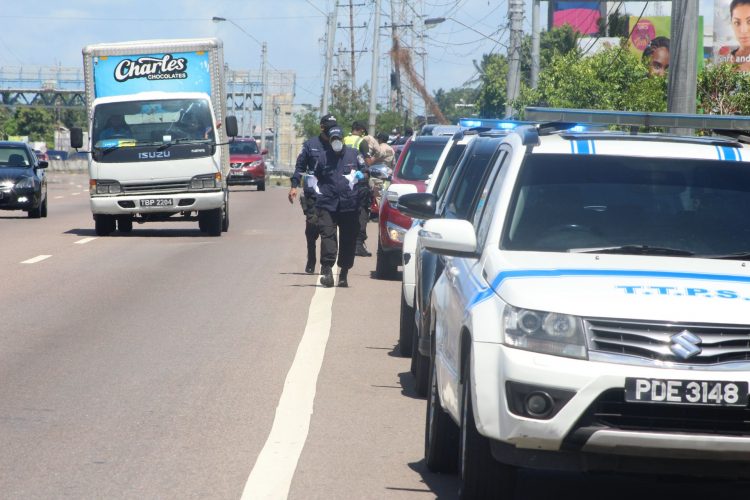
{"left": 305, "top": 256, "right": 315, "bottom": 274}
{"left": 338, "top": 268, "right": 349, "bottom": 288}
{"left": 355, "top": 243, "right": 372, "bottom": 257}
{"left": 320, "top": 265, "right": 334, "bottom": 288}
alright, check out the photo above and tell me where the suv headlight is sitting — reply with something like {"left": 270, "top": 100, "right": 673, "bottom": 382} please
{"left": 15, "top": 177, "right": 35, "bottom": 189}
{"left": 244, "top": 160, "right": 263, "bottom": 168}
{"left": 502, "top": 306, "right": 587, "bottom": 359}
{"left": 190, "top": 173, "right": 221, "bottom": 190}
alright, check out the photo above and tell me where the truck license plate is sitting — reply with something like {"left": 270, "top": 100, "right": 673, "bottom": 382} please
{"left": 625, "top": 378, "right": 748, "bottom": 406}
{"left": 140, "top": 198, "right": 173, "bottom": 207}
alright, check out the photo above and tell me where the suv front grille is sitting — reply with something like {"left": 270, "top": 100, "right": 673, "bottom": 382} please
{"left": 576, "top": 389, "right": 750, "bottom": 436}
{"left": 121, "top": 181, "right": 190, "bottom": 193}
{"left": 586, "top": 318, "right": 750, "bottom": 365}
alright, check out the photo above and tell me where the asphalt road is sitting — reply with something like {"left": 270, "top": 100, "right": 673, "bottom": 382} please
{"left": 0, "top": 172, "right": 748, "bottom": 499}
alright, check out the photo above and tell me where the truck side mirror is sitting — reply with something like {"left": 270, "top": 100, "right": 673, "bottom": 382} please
{"left": 71, "top": 127, "right": 83, "bottom": 149}
{"left": 225, "top": 116, "right": 238, "bottom": 138}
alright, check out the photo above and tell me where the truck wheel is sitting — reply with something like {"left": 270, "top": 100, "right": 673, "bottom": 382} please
{"left": 117, "top": 216, "right": 133, "bottom": 233}
{"left": 425, "top": 356, "right": 459, "bottom": 473}
{"left": 199, "top": 208, "right": 222, "bottom": 236}
{"left": 94, "top": 214, "right": 115, "bottom": 236}
{"left": 459, "top": 355, "right": 517, "bottom": 499}
{"left": 398, "top": 293, "right": 415, "bottom": 357}
{"left": 221, "top": 193, "right": 229, "bottom": 232}
{"left": 257, "top": 181, "right": 265, "bottom": 191}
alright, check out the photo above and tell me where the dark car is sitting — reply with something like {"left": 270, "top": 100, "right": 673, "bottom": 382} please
{"left": 228, "top": 138, "right": 267, "bottom": 191}
{"left": 0, "top": 142, "right": 48, "bottom": 218}
{"left": 46, "top": 149, "right": 69, "bottom": 161}
{"left": 376, "top": 135, "right": 450, "bottom": 278}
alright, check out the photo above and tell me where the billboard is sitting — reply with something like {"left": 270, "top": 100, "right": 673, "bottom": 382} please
{"left": 92, "top": 51, "right": 212, "bottom": 98}
{"left": 628, "top": 16, "right": 704, "bottom": 76}
{"left": 715, "top": 0, "right": 750, "bottom": 71}
{"left": 550, "top": 1, "right": 604, "bottom": 35}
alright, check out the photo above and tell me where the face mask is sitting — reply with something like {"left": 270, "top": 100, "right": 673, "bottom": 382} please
{"left": 331, "top": 139, "right": 343, "bottom": 153}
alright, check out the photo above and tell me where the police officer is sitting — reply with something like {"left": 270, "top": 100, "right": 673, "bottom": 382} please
{"left": 289, "top": 116, "right": 366, "bottom": 287}
{"left": 289, "top": 114, "right": 338, "bottom": 274}
{"left": 344, "top": 121, "right": 376, "bottom": 257}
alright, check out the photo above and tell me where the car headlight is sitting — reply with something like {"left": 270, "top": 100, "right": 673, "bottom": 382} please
{"left": 386, "top": 221, "right": 408, "bottom": 243}
{"left": 15, "top": 177, "right": 35, "bottom": 189}
{"left": 244, "top": 161, "right": 262, "bottom": 168}
{"left": 91, "top": 179, "right": 121, "bottom": 195}
{"left": 502, "top": 306, "right": 587, "bottom": 359}
{"left": 190, "top": 173, "right": 221, "bottom": 190}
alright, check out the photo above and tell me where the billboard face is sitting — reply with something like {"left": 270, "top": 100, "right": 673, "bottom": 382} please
{"left": 92, "top": 51, "right": 212, "bottom": 98}
{"left": 628, "top": 16, "right": 704, "bottom": 76}
{"left": 715, "top": 0, "right": 750, "bottom": 71}
{"left": 551, "top": 1, "right": 603, "bottom": 35}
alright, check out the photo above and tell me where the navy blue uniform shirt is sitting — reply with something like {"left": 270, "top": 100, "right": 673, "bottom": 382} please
{"left": 292, "top": 136, "right": 366, "bottom": 212}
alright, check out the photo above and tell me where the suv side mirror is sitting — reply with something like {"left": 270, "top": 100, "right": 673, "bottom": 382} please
{"left": 397, "top": 192, "right": 437, "bottom": 220}
{"left": 225, "top": 116, "right": 239, "bottom": 137}
{"left": 261, "top": 148, "right": 268, "bottom": 155}
{"left": 71, "top": 127, "right": 83, "bottom": 149}
{"left": 420, "top": 218, "right": 478, "bottom": 258}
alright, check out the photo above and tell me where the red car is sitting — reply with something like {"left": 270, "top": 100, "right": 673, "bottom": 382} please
{"left": 376, "top": 135, "right": 450, "bottom": 279}
{"left": 228, "top": 138, "right": 267, "bottom": 190}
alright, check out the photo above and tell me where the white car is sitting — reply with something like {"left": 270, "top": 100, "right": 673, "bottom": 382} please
{"left": 399, "top": 130, "right": 475, "bottom": 357}
{"left": 417, "top": 108, "right": 750, "bottom": 497}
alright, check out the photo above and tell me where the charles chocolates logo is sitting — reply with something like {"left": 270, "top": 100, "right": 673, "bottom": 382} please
{"left": 114, "top": 54, "right": 188, "bottom": 82}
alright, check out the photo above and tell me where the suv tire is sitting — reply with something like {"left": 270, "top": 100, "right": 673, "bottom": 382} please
{"left": 398, "top": 293, "right": 415, "bottom": 357}
{"left": 425, "top": 355, "right": 459, "bottom": 473}
{"left": 376, "top": 240, "right": 398, "bottom": 279}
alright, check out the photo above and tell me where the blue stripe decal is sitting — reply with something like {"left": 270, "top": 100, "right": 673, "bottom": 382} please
{"left": 570, "top": 140, "right": 576, "bottom": 154}
{"left": 590, "top": 140, "right": 596, "bottom": 155}
{"left": 490, "top": 269, "right": 750, "bottom": 290}
{"left": 715, "top": 145, "right": 724, "bottom": 160}
{"left": 575, "top": 140, "right": 590, "bottom": 155}
{"left": 739, "top": 148, "right": 744, "bottom": 161}
{"left": 723, "top": 146, "right": 738, "bottom": 161}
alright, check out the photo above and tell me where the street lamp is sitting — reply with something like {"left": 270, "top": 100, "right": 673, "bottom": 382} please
{"left": 212, "top": 16, "right": 268, "bottom": 152}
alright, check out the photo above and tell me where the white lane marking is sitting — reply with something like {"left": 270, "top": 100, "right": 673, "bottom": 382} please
{"left": 71, "top": 192, "right": 80, "bottom": 196}
{"left": 74, "top": 237, "right": 97, "bottom": 245}
{"left": 55, "top": 196, "right": 64, "bottom": 199}
{"left": 21, "top": 255, "right": 51, "bottom": 264}
{"left": 241, "top": 278, "right": 337, "bottom": 500}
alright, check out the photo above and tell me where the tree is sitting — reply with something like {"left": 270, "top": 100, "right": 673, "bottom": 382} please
{"left": 697, "top": 63, "right": 750, "bottom": 115}
{"left": 3, "top": 107, "right": 57, "bottom": 144}
{"left": 597, "top": 9, "right": 630, "bottom": 38}
{"left": 512, "top": 46, "right": 667, "bottom": 115}
{"left": 475, "top": 54, "right": 509, "bottom": 117}
{"left": 433, "top": 87, "right": 480, "bottom": 124}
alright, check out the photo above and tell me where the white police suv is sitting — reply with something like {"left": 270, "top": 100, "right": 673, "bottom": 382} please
{"left": 419, "top": 108, "right": 750, "bottom": 498}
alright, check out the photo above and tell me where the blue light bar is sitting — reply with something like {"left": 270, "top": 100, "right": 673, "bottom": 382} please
{"left": 458, "top": 118, "right": 523, "bottom": 130}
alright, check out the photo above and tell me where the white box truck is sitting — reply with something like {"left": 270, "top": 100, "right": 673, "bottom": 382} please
{"left": 71, "top": 38, "right": 238, "bottom": 236}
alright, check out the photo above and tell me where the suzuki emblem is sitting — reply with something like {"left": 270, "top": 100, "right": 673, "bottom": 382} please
{"left": 669, "top": 330, "right": 702, "bottom": 360}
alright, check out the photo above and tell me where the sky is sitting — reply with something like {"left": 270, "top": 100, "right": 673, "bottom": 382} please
{"left": 0, "top": 0, "right": 721, "bottom": 111}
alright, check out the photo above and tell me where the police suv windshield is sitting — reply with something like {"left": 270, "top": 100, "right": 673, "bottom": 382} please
{"left": 503, "top": 153, "right": 750, "bottom": 257}
{"left": 91, "top": 98, "right": 215, "bottom": 163}
{"left": 398, "top": 142, "right": 445, "bottom": 181}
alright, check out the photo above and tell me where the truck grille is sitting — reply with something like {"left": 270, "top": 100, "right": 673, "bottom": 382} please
{"left": 579, "top": 389, "right": 750, "bottom": 436}
{"left": 586, "top": 318, "right": 750, "bottom": 365}
{"left": 121, "top": 181, "right": 190, "bottom": 193}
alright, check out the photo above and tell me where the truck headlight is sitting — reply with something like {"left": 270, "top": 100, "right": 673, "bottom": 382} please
{"left": 15, "top": 177, "right": 35, "bottom": 189}
{"left": 190, "top": 173, "right": 221, "bottom": 190}
{"left": 502, "top": 306, "right": 587, "bottom": 359}
{"left": 91, "top": 179, "right": 121, "bottom": 195}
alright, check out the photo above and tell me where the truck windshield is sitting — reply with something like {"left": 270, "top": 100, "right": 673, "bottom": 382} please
{"left": 503, "top": 153, "right": 750, "bottom": 257}
{"left": 92, "top": 98, "right": 215, "bottom": 148}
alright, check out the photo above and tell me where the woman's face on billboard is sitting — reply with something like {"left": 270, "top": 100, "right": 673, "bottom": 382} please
{"left": 732, "top": 3, "right": 750, "bottom": 50}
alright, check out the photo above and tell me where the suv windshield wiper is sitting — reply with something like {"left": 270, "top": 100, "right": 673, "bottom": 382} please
{"left": 569, "top": 245, "right": 695, "bottom": 256}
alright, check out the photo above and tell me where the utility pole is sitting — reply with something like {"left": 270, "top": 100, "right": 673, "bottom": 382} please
{"left": 531, "top": 0, "right": 540, "bottom": 89}
{"left": 260, "top": 42, "right": 268, "bottom": 153}
{"left": 390, "top": 0, "right": 403, "bottom": 116}
{"left": 419, "top": 0, "right": 428, "bottom": 122}
{"left": 505, "top": 0, "right": 524, "bottom": 117}
{"left": 322, "top": 4, "right": 338, "bottom": 115}
{"left": 349, "top": 0, "right": 356, "bottom": 91}
{"left": 368, "top": 0, "right": 382, "bottom": 134}
{"left": 668, "top": 0, "right": 698, "bottom": 135}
